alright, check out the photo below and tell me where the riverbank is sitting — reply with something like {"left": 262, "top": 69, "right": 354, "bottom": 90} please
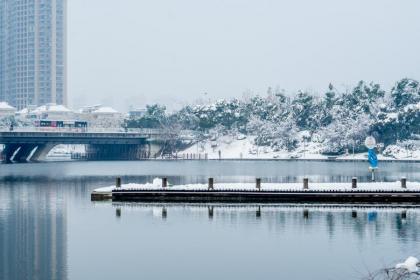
{"left": 2, "top": 139, "right": 420, "bottom": 163}
{"left": 3, "top": 156, "right": 420, "bottom": 164}
{"left": 179, "top": 136, "right": 420, "bottom": 162}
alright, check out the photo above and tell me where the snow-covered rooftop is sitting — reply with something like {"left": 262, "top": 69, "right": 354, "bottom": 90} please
{"left": 0, "top": 102, "right": 16, "bottom": 111}
{"left": 33, "top": 104, "right": 72, "bottom": 113}
{"left": 17, "top": 108, "right": 30, "bottom": 114}
{"left": 92, "top": 106, "right": 119, "bottom": 114}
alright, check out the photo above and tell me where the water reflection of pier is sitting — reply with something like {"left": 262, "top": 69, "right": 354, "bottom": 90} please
{"left": 111, "top": 203, "right": 420, "bottom": 242}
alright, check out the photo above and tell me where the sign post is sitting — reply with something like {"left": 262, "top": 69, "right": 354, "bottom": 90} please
{"left": 365, "top": 136, "right": 378, "bottom": 181}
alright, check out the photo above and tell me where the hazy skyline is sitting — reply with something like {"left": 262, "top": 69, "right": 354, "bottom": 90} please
{"left": 68, "top": 0, "right": 420, "bottom": 111}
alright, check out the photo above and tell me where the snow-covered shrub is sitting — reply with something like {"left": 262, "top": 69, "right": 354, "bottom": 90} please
{"left": 383, "top": 140, "right": 419, "bottom": 159}
{"left": 247, "top": 116, "right": 298, "bottom": 151}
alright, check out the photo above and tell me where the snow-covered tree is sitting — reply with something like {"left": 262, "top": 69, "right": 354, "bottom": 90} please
{"left": 124, "top": 78, "right": 420, "bottom": 156}
{"left": 391, "top": 78, "right": 420, "bottom": 108}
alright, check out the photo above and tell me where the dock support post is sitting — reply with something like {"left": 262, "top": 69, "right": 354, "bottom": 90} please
{"left": 352, "top": 177, "right": 357, "bottom": 189}
{"left": 116, "top": 208, "right": 121, "bottom": 217}
{"left": 256, "top": 206, "right": 261, "bottom": 218}
{"left": 352, "top": 211, "right": 357, "bottom": 218}
{"left": 162, "top": 207, "right": 167, "bottom": 219}
{"left": 208, "top": 206, "right": 214, "bottom": 219}
{"left": 116, "top": 177, "right": 121, "bottom": 188}
{"left": 208, "top": 178, "right": 214, "bottom": 190}
{"left": 303, "top": 209, "right": 309, "bottom": 219}
{"left": 162, "top": 178, "right": 168, "bottom": 188}
{"left": 303, "top": 178, "right": 309, "bottom": 189}
{"left": 401, "top": 177, "right": 407, "bottom": 189}
{"left": 402, "top": 211, "right": 407, "bottom": 220}
{"left": 256, "top": 178, "right": 261, "bottom": 190}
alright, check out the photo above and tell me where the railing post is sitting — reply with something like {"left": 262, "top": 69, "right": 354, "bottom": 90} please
{"left": 256, "top": 178, "right": 261, "bottom": 191}
{"left": 303, "top": 178, "right": 309, "bottom": 189}
{"left": 352, "top": 177, "right": 357, "bottom": 189}
{"left": 162, "top": 178, "right": 167, "bottom": 188}
{"left": 208, "top": 178, "right": 214, "bottom": 190}
{"left": 401, "top": 177, "right": 407, "bottom": 189}
{"left": 116, "top": 177, "right": 121, "bottom": 188}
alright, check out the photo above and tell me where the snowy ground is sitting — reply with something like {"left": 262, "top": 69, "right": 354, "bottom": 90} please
{"left": 181, "top": 135, "right": 326, "bottom": 160}
{"left": 94, "top": 178, "right": 420, "bottom": 193}
{"left": 180, "top": 135, "right": 420, "bottom": 161}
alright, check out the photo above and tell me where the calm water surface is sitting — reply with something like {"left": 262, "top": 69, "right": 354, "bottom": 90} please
{"left": 1, "top": 160, "right": 420, "bottom": 280}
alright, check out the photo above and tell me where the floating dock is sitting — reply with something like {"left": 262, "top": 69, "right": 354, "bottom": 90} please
{"left": 91, "top": 177, "right": 420, "bottom": 204}
{"left": 110, "top": 189, "right": 420, "bottom": 203}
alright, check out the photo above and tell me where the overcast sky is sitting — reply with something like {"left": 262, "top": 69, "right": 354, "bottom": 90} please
{"left": 68, "top": 0, "right": 420, "bottom": 111}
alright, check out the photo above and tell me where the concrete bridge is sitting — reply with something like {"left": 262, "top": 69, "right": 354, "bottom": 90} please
{"left": 0, "top": 129, "right": 177, "bottom": 163}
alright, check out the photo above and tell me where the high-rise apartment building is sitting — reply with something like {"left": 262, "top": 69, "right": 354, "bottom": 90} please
{"left": 0, "top": 0, "right": 67, "bottom": 110}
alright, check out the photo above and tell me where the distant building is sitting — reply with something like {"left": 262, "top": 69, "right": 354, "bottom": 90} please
{"left": 78, "top": 105, "right": 123, "bottom": 129}
{"left": 92, "top": 106, "right": 120, "bottom": 118}
{"left": 0, "top": 101, "right": 16, "bottom": 117}
{"left": 16, "top": 103, "right": 73, "bottom": 120}
{"left": 0, "top": 0, "right": 67, "bottom": 110}
{"left": 79, "top": 104, "right": 102, "bottom": 114}
{"left": 32, "top": 103, "right": 74, "bottom": 120}
{"left": 15, "top": 105, "right": 38, "bottom": 119}
{"left": 128, "top": 108, "right": 147, "bottom": 119}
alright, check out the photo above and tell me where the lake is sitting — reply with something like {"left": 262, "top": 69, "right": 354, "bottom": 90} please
{"left": 1, "top": 160, "right": 420, "bottom": 280}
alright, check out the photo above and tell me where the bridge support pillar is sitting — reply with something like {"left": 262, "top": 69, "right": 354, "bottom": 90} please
{"left": 30, "top": 144, "right": 56, "bottom": 162}
{"left": 13, "top": 144, "right": 38, "bottom": 162}
{"left": 2, "top": 144, "right": 20, "bottom": 163}
{"left": 148, "top": 142, "right": 163, "bottom": 158}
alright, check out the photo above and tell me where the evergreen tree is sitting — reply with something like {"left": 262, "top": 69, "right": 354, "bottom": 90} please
{"left": 291, "top": 91, "right": 317, "bottom": 129}
{"left": 391, "top": 78, "right": 420, "bottom": 108}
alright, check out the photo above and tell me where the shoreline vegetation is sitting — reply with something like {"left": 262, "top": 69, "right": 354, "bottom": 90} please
{"left": 123, "top": 78, "right": 420, "bottom": 160}
{"left": 1, "top": 78, "right": 419, "bottom": 162}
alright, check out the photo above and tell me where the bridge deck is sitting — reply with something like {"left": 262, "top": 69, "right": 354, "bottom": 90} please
{"left": 0, "top": 130, "right": 166, "bottom": 144}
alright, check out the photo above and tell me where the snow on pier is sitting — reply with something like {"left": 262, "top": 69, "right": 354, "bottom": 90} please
{"left": 94, "top": 178, "right": 420, "bottom": 193}
{"left": 91, "top": 178, "right": 420, "bottom": 203}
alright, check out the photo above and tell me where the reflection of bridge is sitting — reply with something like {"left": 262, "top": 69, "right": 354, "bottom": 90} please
{"left": 0, "top": 129, "right": 174, "bottom": 163}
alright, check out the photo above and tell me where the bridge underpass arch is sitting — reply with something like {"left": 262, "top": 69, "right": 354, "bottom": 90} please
{"left": 1, "top": 143, "right": 56, "bottom": 163}
{"left": 0, "top": 130, "right": 174, "bottom": 163}
{"left": 86, "top": 143, "right": 153, "bottom": 160}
